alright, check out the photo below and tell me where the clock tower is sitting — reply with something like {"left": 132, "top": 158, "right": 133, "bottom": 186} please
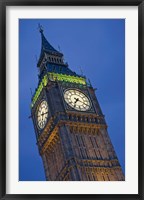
{"left": 31, "top": 26, "right": 124, "bottom": 181}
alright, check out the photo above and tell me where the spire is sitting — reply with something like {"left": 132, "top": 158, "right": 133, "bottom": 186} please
{"left": 40, "top": 30, "right": 60, "bottom": 54}
{"left": 37, "top": 24, "right": 63, "bottom": 67}
{"left": 39, "top": 24, "right": 62, "bottom": 54}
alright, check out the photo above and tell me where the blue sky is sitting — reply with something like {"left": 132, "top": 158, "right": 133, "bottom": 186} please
{"left": 19, "top": 19, "right": 125, "bottom": 181}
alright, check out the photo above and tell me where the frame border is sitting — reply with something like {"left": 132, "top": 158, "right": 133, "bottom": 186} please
{"left": 0, "top": 0, "right": 144, "bottom": 199}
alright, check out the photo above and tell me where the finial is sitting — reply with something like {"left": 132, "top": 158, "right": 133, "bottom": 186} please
{"left": 58, "top": 45, "right": 61, "bottom": 52}
{"left": 88, "top": 78, "right": 92, "bottom": 87}
{"left": 30, "top": 88, "right": 33, "bottom": 97}
{"left": 88, "top": 78, "right": 91, "bottom": 84}
{"left": 79, "top": 66, "right": 84, "bottom": 76}
{"left": 38, "top": 23, "right": 44, "bottom": 33}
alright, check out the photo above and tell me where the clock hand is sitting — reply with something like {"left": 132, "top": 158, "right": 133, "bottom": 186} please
{"left": 41, "top": 111, "right": 48, "bottom": 116}
{"left": 74, "top": 97, "right": 79, "bottom": 103}
{"left": 37, "top": 111, "right": 48, "bottom": 118}
{"left": 76, "top": 98, "right": 89, "bottom": 106}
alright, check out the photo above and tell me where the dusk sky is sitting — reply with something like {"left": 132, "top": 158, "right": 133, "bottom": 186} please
{"left": 19, "top": 19, "right": 125, "bottom": 181}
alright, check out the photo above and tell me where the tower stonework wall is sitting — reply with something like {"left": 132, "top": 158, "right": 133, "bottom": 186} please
{"left": 41, "top": 124, "right": 124, "bottom": 181}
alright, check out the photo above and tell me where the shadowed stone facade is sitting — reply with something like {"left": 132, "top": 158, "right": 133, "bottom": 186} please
{"left": 31, "top": 26, "right": 124, "bottom": 181}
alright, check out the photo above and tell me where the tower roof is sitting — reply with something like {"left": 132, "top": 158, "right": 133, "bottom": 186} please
{"left": 37, "top": 25, "right": 63, "bottom": 67}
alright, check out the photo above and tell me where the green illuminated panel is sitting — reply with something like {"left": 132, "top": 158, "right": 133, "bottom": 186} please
{"left": 49, "top": 73, "right": 86, "bottom": 85}
{"left": 31, "top": 74, "right": 48, "bottom": 108}
{"left": 31, "top": 73, "right": 86, "bottom": 108}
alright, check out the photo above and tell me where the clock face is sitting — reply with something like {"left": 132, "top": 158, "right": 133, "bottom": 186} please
{"left": 37, "top": 100, "right": 48, "bottom": 129}
{"left": 64, "top": 89, "right": 91, "bottom": 111}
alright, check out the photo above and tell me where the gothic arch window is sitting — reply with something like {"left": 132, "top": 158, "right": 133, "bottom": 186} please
{"left": 87, "top": 173, "right": 90, "bottom": 181}
{"left": 94, "top": 173, "right": 98, "bottom": 181}
{"left": 101, "top": 173, "right": 105, "bottom": 181}
{"left": 80, "top": 135, "right": 85, "bottom": 147}
{"left": 106, "top": 173, "right": 110, "bottom": 181}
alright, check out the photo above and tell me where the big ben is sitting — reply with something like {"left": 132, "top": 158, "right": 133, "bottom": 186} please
{"left": 31, "top": 25, "right": 124, "bottom": 181}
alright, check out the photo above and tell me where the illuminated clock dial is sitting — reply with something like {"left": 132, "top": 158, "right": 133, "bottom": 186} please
{"left": 64, "top": 89, "right": 91, "bottom": 111}
{"left": 37, "top": 100, "right": 48, "bottom": 129}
